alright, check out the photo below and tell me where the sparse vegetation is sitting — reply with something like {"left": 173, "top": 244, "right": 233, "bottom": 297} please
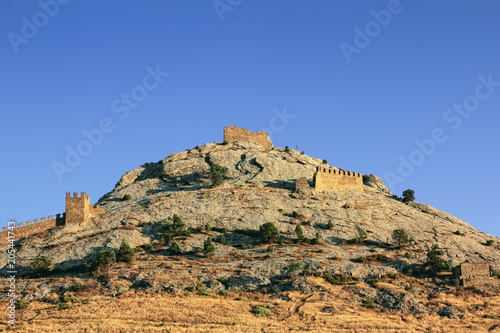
{"left": 362, "top": 298, "right": 376, "bottom": 309}
{"left": 259, "top": 222, "right": 280, "bottom": 244}
{"left": 203, "top": 237, "right": 215, "bottom": 257}
{"left": 453, "top": 230, "right": 465, "bottom": 236}
{"left": 426, "top": 244, "right": 451, "bottom": 273}
{"left": 252, "top": 304, "right": 272, "bottom": 317}
{"left": 347, "top": 227, "right": 367, "bottom": 244}
{"left": 402, "top": 189, "right": 415, "bottom": 203}
{"left": 117, "top": 239, "right": 135, "bottom": 263}
{"left": 163, "top": 214, "right": 191, "bottom": 241}
{"left": 169, "top": 240, "right": 181, "bottom": 254}
{"left": 96, "top": 249, "right": 116, "bottom": 278}
{"left": 210, "top": 164, "right": 229, "bottom": 187}
{"left": 324, "top": 273, "right": 360, "bottom": 285}
{"left": 392, "top": 229, "right": 411, "bottom": 248}
{"left": 295, "top": 224, "right": 305, "bottom": 243}
{"left": 30, "top": 255, "right": 53, "bottom": 272}
{"left": 327, "top": 220, "right": 335, "bottom": 230}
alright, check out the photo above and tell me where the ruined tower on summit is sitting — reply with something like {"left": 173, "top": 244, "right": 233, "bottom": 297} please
{"left": 223, "top": 126, "right": 273, "bottom": 149}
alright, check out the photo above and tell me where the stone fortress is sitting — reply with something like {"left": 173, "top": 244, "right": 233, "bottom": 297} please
{"left": 224, "top": 126, "right": 364, "bottom": 193}
{"left": 1, "top": 126, "right": 497, "bottom": 287}
{"left": 0, "top": 192, "right": 104, "bottom": 244}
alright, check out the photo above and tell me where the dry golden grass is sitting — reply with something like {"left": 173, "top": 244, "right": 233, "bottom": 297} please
{"left": 2, "top": 286, "right": 499, "bottom": 332}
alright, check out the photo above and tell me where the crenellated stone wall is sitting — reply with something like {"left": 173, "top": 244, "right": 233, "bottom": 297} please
{"left": 313, "top": 167, "right": 363, "bottom": 192}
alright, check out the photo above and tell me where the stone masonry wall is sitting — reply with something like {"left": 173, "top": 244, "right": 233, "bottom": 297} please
{"left": 0, "top": 214, "right": 65, "bottom": 244}
{"left": 224, "top": 126, "right": 273, "bottom": 149}
{"left": 65, "top": 192, "right": 90, "bottom": 224}
{"left": 313, "top": 167, "right": 363, "bottom": 192}
{"left": 455, "top": 263, "right": 499, "bottom": 287}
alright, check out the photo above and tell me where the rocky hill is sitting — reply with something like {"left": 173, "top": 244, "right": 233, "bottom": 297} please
{"left": 2, "top": 137, "right": 500, "bottom": 331}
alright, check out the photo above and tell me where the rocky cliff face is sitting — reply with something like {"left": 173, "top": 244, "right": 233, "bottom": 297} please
{"left": 2, "top": 140, "right": 499, "bottom": 305}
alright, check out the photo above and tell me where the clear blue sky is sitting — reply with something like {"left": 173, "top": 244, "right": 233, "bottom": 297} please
{"left": 1, "top": 1, "right": 499, "bottom": 237}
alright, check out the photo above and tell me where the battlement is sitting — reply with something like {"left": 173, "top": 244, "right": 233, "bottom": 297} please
{"left": 313, "top": 166, "right": 363, "bottom": 192}
{"left": 0, "top": 192, "right": 104, "bottom": 244}
{"left": 223, "top": 126, "right": 273, "bottom": 149}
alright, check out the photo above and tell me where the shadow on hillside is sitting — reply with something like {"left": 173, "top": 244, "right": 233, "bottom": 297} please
{"left": 263, "top": 179, "right": 295, "bottom": 190}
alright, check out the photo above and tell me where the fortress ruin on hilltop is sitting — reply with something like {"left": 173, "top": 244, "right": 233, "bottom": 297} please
{"left": 453, "top": 262, "right": 500, "bottom": 287}
{"left": 0, "top": 192, "right": 104, "bottom": 244}
{"left": 225, "top": 126, "right": 364, "bottom": 192}
{"left": 224, "top": 126, "right": 274, "bottom": 149}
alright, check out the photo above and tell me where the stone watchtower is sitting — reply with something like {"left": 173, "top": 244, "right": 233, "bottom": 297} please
{"left": 65, "top": 192, "right": 104, "bottom": 224}
{"left": 65, "top": 192, "right": 90, "bottom": 224}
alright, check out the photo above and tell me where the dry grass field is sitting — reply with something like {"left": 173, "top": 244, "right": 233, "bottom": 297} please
{"left": 2, "top": 281, "right": 499, "bottom": 333}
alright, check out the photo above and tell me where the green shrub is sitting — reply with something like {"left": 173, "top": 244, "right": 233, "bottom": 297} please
{"left": 70, "top": 283, "right": 87, "bottom": 292}
{"left": 169, "top": 240, "right": 181, "bottom": 254}
{"left": 217, "top": 277, "right": 229, "bottom": 285}
{"left": 219, "top": 235, "right": 226, "bottom": 244}
{"left": 143, "top": 243, "right": 153, "bottom": 251}
{"left": 324, "top": 273, "right": 360, "bottom": 285}
{"left": 295, "top": 224, "right": 305, "bottom": 243}
{"left": 483, "top": 314, "right": 499, "bottom": 319}
{"left": 291, "top": 211, "right": 300, "bottom": 218}
{"left": 205, "top": 223, "right": 211, "bottom": 232}
{"left": 210, "top": 165, "right": 229, "bottom": 187}
{"left": 30, "top": 255, "right": 53, "bottom": 271}
{"left": 259, "top": 222, "right": 280, "bottom": 244}
{"left": 235, "top": 297, "right": 245, "bottom": 301}
{"left": 485, "top": 240, "right": 494, "bottom": 246}
{"left": 163, "top": 214, "right": 191, "bottom": 240}
{"left": 285, "top": 146, "right": 290, "bottom": 152}
{"left": 404, "top": 252, "right": 412, "bottom": 259}
{"left": 219, "top": 290, "right": 228, "bottom": 296}
{"left": 453, "top": 230, "right": 464, "bottom": 236}
{"left": 221, "top": 140, "right": 229, "bottom": 145}
{"left": 322, "top": 159, "right": 327, "bottom": 164}
{"left": 286, "top": 261, "right": 305, "bottom": 278}
{"left": 266, "top": 245, "right": 274, "bottom": 253}
{"left": 327, "top": 220, "right": 335, "bottom": 230}
{"left": 118, "top": 239, "right": 135, "bottom": 263}
{"left": 123, "top": 194, "right": 132, "bottom": 201}
{"left": 96, "top": 249, "right": 116, "bottom": 277}
{"left": 203, "top": 237, "right": 215, "bottom": 257}
{"left": 347, "top": 228, "right": 367, "bottom": 244}
{"left": 362, "top": 298, "right": 376, "bottom": 309}
{"left": 426, "top": 244, "right": 451, "bottom": 273}
{"left": 402, "top": 189, "right": 415, "bottom": 203}
{"left": 392, "top": 229, "right": 411, "bottom": 248}
{"left": 252, "top": 305, "right": 272, "bottom": 317}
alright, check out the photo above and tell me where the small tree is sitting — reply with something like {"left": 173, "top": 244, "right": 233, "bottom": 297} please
{"left": 327, "top": 220, "right": 335, "bottom": 230}
{"left": 118, "top": 239, "right": 135, "bottom": 263}
{"left": 285, "top": 146, "right": 290, "bottom": 152}
{"left": 169, "top": 240, "right": 180, "bottom": 254}
{"left": 322, "top": 159, "right": 327, "bottom": 164}
{"left": 205, "top": 222, "right": 211, "bottom": 232}
{"left": 402, "top": 189, "right": 415, "bottom": 203}
{"left": 30, "top": 255, "right": 53, "bottom": 272}
{"left": 15, "top": 300, "right": 29, "bottom": 323}
{"left": 219, "top": 234, "right": 226, "bottom": 244}
{"left": 392, "top": 229, "right": 411, "bottom": 248}
{"left": 210, "top": 165, "right": 229, "bottom": 187}
{"left": 203, "top": 237, "right": 215, "bottom": 257}
{"left": 426, "top": 244, "right": 451, "bottom": 273}
{"left": 259, "top": 222, "right": 280, "bottom": 244}
{"left": 356, "top": 228, "right": 367, "bottom": 243}
{"left": 295, "top": 224, "right": 305, "bottom": 243}
{"left": 97, "top": 250, "right": 116, "bottom": 278}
